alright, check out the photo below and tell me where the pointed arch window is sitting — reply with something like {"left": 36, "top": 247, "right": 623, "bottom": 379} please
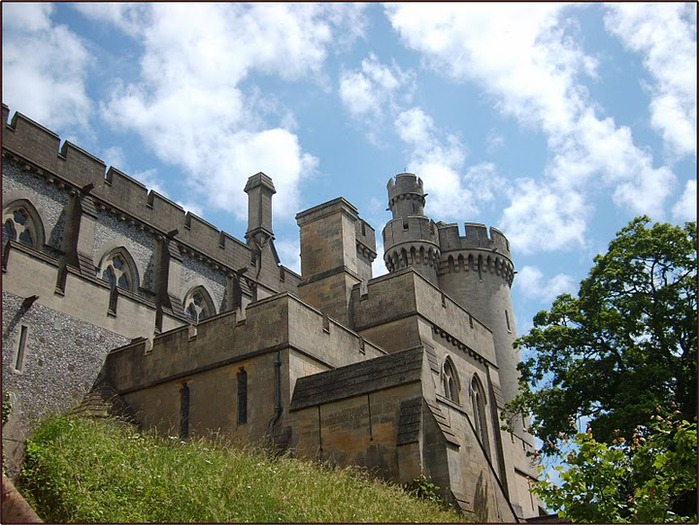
{"left": 99, "top": 249, "right": 137, "bottom": 292}
{"left": 471, "top": 374, "right": 490, "bottom": 456}
{"left": 184, "top": 286, "right": 215, "bottom": 323}
{"left": 442, "top": 357, "right": 460, "bottom": 403}
{"left": 3, "top": 201, "right": 44, "bottom": 249}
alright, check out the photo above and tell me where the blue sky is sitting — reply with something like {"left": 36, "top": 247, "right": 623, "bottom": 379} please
{"left": 3, "top": 2, "right": 697, "bottom": 344}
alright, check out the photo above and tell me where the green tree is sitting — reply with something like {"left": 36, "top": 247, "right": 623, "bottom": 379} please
{"left": 531, "top": 413, "right": 697, "bottom": 523}
{"left": 506, "top": 216, "right": 697, "bottom": 452}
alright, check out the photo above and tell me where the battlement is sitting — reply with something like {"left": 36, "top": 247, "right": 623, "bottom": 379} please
{"left": 2, "top": 105, "right": 301, "bottom": 288}
{"left": 387, "top": 173, "right": 427, "bottom": 218}
{"left": 106, "top": 292, "right": 385, "bottom": 392}
{"left": 387, "top": 172, "right": 424, "bottom": 195}
{"left": 437, "top": 221, "right": 511, "bottom": 258}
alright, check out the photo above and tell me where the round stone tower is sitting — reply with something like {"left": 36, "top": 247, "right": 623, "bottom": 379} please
{"left": 437, "top": 222, "right": 529, "bottom": 439}
{"left": 382, "top": 173, "right": 440, "bottom": 285}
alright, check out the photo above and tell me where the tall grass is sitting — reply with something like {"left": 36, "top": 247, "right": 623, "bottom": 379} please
{"left": 20, "top": 415, "right": 463, "bottom": 523}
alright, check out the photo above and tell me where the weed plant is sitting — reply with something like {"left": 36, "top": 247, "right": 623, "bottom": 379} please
{"left": 20, "top": 415, "right": 463, "bottom": 523}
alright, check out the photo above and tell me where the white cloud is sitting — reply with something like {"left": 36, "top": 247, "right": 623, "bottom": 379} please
{"left": 385, "top": 3, "right": 680, "bottom": 250}
{"left": 604, "top": 3, "right": 697, "bottom": 159}
{"left": 394, "top": 107, "right": 474, "bottom": 218}
{"left": 132, "top": 167, "right": 203, "bottom": 218}
{"left": 672, "top": 179, "right": 697, "bottom": 222}
{"left": 101, "top": 146, "right": 126, "bottom": 172}
{"left": 385, "top": 4, "right": 585, "bottom": 132}
{"left": 88, "top": 4, "right": 362, "bottom": 222}
{"left": 394, "top": 108, "right": 507, "bottom": 221}
{"left": 131, "top": 168, "right": 166, "bottom": 198}
{"left": 515, "top": 265, "right": 576, "bottom": 303}
{"left": 339, "top": 53, "right": 415, "bottom": 131}
{"left": 72, "top": 3, "right": 149, "bottom": 37}
{"left": 464, "top": 162, "right": 505, "bottom": 205}
{"left": 2, "top": 3, "right": 53, "bottom": 32}
{"left": 2, "top": 3, "right": 92, "bottom": 130}
{"left": 549, "top": 109, "right": 677, "bottom": 218}
{"left": 486, "top": 130, "right": 505, "bottom": 153}
{"left": 500, "top": 179, "right": 590, "bottom": 254}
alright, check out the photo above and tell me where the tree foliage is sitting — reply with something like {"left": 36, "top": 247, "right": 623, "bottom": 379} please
{"left": 506, "top": 216, "right": 697, "bottom": 453}
{"left": 532, "top": 412, "right": 697, "bottom": 523}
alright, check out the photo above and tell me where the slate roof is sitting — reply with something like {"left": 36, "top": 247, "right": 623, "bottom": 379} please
{"left": 289, "top": 346, "right": 424, "bottom": 411}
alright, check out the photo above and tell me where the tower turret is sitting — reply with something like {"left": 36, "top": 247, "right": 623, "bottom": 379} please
{"left": 437, "top": 221, "right": 537, "bottom": 517}
{"left": 437, "top": 222, "right": 527, "bottom": 438}
{"left": 382, "top": 173, "right": 440, "bottom": 285}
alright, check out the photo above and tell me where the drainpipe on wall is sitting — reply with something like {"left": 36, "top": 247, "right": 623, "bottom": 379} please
{"left": 266, "top": 350, "right": 283, "bottom": 444}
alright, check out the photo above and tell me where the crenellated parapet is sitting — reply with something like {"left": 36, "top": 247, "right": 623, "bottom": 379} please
{"left": 387, "top": 173, "right": 427, "bottom": 219}
{"left": 383, "top": 173, "right": 441, "bottom": 284}
{"left": 437, "top": 222, "right": 514, "bottom": 286}
{"left": 1, "top": 105, "right": 301, "bottom": 294}
{"left": 438, "top": 222, "right": 511, "bottom": 257}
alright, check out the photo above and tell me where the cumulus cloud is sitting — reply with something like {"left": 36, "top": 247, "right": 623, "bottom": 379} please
{"left": 71, "top": 3, "right": 149, "bottom": 37}
{"left": 101, "top": 146, "right": 126, "bottom": 172}
{"left": 385, "top": 3, "right": 680, "bottom": 251}
{"left": 500, "top": 179, "right": 590, "bottom": 254}
{"left": 515, "top": 265, "right": 576, "bottom": 303}
{"left": 2, "top": 2, "right": 53, "bottom": 32}
{"left": 339, "top": 53, "right": 415, "bottom": 139}
{"left": 78, "top": 4, "right": 362, "bottom": 222}
{"left": 604, "top": 3, "right": 697, "bottom": 159}
{"left": 548, "top": 108, "right": 677, "bottom": 218}
{"left": 393, "top": 107, "right": 506, "bottom": 221}
{"left": 486, "top": 130, "right": 505, "bottom": 153}
{"left": 394, "top": 107, "right": 472, "bottom": 218}
{"left": 672, "top": 179, "right": 697, "bottom": 222}
{"left": 2, "top": 3, "right": 92, "bottom": 130}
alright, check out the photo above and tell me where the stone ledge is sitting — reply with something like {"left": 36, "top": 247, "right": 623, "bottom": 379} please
{"left": 2, "top": 473, "right": 42, "bottom": 523}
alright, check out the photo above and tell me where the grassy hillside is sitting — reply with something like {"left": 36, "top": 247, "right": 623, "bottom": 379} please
{"left": 19, "top": 415, "right": 463, "bottom": 523}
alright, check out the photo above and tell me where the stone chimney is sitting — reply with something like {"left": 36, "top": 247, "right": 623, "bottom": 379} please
{"left": 244, "top": 172, "right": 276, "bottom": 245}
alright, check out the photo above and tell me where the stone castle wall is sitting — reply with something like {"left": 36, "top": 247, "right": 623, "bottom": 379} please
{"left": 2, "top": 105, "right": 541, "bottom": 520}
{"left": 2, "top": 105, "right": 301, "bottom": 298}
{"left": 1, "top": 105, "right": 300, "bottom": 452}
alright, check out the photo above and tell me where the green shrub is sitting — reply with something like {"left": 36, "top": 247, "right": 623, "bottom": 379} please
{"left": 406, "top": 474, "right": 445, "bottom": 506}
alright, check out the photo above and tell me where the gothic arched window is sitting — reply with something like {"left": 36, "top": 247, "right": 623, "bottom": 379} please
{"left": 99, "top": 249, "right": 137, "bottom": 292}
{"left": 184, "top": 286, "right": 215, "bottom": 324}
{"left": 3, "top": 201, "right": 44, "bottom": 250}
{"left": 442, "top": 357, "right": 460, "bottom": 403}
{"left": 471, "top": 374, "right": 490, "bottom": 456}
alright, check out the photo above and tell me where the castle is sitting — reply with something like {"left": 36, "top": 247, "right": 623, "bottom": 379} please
{"left": 2, "top": 104, "right": 542, "bottom": 522}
